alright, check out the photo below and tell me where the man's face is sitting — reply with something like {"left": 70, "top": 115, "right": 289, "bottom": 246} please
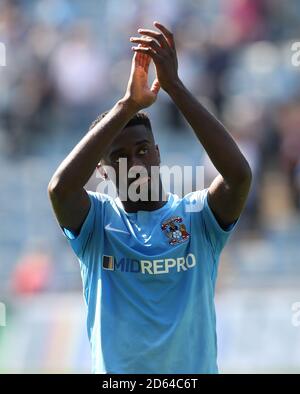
{"left": 102, "top": 124, "right": 160, "bottom": 200}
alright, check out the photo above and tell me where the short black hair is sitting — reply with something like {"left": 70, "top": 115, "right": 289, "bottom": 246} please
{"left": 89, "top": 110, "right": 152, "bottom": 133}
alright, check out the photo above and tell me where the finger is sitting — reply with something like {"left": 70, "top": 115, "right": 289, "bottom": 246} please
{"left": 153, "top": 21, "right": 176, "bottom": 50}
{"left": 131, "top": 50, "right": 138, "bottom": 72}
{"left": 150, "top": 78, "right": 160, "bottom": 95}
{"left": 136, "top": 39, "right": 151, "bottom": 70}
{"left": 130, "top": 36, "right": 163, "bottom": 54}
{"left": 137, "top": 37, "right": 151, "bottom": 70}
{"left": 139, "top": 49, "right": 150, "bottom": 72}
{"left": 133, "top": 44, "right": 145, "bottom": 67}
{"left": 132, "top": 46, "right": 160, "bottom": 62}
{"left": 137, "top": 28, "right": 168, "bottom": 49}
{"left": 143, "top": 51, "right": 151, "bottom": 73}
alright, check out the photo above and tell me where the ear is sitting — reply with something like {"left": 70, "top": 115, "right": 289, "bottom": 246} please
{"left": 96, "top": 162, "right": 108, "bottom": 180}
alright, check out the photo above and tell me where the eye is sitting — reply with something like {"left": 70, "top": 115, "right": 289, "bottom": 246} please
{"left": 138, "top": 147, "right": 148, "bottom": 155}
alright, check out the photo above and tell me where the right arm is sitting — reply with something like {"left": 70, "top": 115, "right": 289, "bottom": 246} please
{"left": 48, "top": 48, "right": 160, "bottom": 234}
{"left": 48, "top": 99, "right": 138, "bottom": 233}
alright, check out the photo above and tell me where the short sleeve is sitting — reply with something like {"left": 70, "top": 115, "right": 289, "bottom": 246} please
{"left": 202, "top": 188, "right": 238, "bottom": 255}
{"left": 187, "top": 188, "right": 238, "bottom": 256}
{"left": 62, "top": 191, "right": 105, "bottom": 259}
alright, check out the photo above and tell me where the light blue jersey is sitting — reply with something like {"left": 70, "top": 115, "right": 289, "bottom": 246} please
{"left": 63, "top": 189, "right": 237, "bottom": 374}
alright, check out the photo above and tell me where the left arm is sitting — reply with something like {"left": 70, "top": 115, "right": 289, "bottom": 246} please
{"left": 166, "top": 80, "right": 252, "bottom": 228}
{"left": 131, "top": 22, "right": 252, "bottom": 228}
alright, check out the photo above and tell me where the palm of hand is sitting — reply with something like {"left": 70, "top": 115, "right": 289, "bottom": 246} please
{"left": 127, "top": 50, "right": 160, "bottom": 109}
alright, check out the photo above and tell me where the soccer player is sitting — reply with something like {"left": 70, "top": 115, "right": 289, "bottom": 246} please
{"left": 48, "top": 21, "right": 252, "bottom": 374}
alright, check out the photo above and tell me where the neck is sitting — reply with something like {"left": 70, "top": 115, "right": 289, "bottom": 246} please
{"left": 123, "top": 198, "right": 168, "bottom": 213}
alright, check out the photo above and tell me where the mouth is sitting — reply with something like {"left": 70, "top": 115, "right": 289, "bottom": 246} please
{"left": 129, "top": 175, "right": 151, "bottom": 188}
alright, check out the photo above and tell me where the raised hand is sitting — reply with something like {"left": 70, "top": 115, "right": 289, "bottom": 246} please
{"left": 130, "top": 21, "right": 180, "bottom": 93}
{"left": 123, "top": 41, "right": 160, "bottom": 111}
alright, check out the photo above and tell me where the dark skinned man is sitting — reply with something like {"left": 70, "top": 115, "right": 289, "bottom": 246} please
{"left": 48, "top": 21, "right": 251, "bottom": 374}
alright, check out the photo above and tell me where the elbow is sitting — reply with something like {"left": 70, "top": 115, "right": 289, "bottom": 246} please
{"left": 244, "top": 160, "right": 252, "bottom": 183}
{"left": 48, "top": 174, "right": 80, "bottom": 202}
{"left": 48, "top": 176, "right": 66, "bottom": 200}
{"left": 227, "top": 158, "right": 252, "bottom": 189}
{"left": 237, "top": 160, "right": 252, "bottom": 188}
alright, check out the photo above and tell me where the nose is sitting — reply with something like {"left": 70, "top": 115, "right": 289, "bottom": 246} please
{"left": 127, "top": 156, "right": 146, "bottom": 172}
{"left": 127, "top": 159, "right": 148, "bottom": 183}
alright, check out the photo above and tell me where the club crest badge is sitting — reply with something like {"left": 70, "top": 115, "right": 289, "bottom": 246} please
{"left": 161, "top": 216, "right": 190, "bottom": 245}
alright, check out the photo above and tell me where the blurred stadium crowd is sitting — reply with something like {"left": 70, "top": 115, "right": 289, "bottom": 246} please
{"left": 1, "top": 0, "right": 300, "bottom": 293}
{"left": 1, "top": 0, "right": 300, "bottom": 296}
{"left": 0, "top": 0, "right": 300, "bottom": 373}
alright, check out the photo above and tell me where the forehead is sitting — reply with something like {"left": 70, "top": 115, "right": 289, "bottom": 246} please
{"left": 107, "top": 125, "right": 154, "bottom": 156}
